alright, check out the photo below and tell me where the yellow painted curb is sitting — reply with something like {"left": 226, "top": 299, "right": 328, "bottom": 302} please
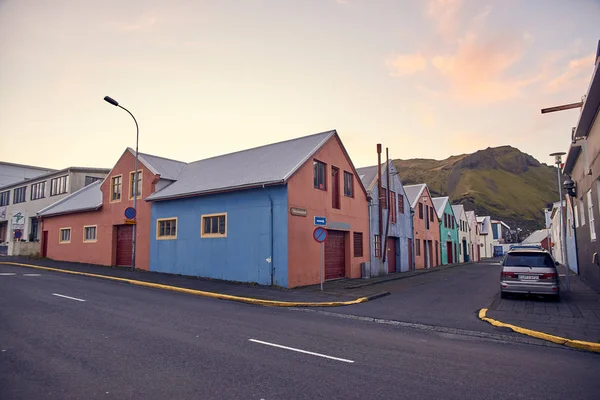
{"left": 478, "top": 308, "right": 600, "bottom": 353}
{"left": 0, "top": 261, "right": 370, "bottom": 307}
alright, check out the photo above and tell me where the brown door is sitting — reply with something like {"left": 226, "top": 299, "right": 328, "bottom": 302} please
{"left": 42, "top": 231, "right": 48, "bottom": 257}
{"left": 325, "top": 230, "right": 345, "bottom": 280}
{"left": 408, "top": 238, "right": 413, "bottom": 270}
{"left": 447, "top": 241, "right": 453, "bottom": 263}
{"left": 116, "top": 225, "right": 133, "bottom": 267}
{"left": 331, "top": 167, "right": 340, "bottom": 209}
{"left": 387, "top": 238, "right": 396, "bottom": 273}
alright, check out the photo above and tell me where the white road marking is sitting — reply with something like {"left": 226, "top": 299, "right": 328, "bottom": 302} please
{"left": 0, "top": 273, "right": 16, "bottom": 276}
{"left": 248, "top": 339, "right": 354, "bottom": 363}
{"left": 52, "top": 293, "right": 86, "bottom": 302}
{"left": 23, "top": 273, "right": 41, "bottom": 276}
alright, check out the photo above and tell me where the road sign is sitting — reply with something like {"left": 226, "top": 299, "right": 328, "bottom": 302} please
{"left": 313, "top": 227, "right": 327, "bottom": 243}
{"left": 314, "top": 216, "right": 327, "bottom": 226}
{"left": 14, "top": 230, "right": 22, "bottom": 239}
{"left": 124, "top": 207, "right": 136, "bottom": 219}
{"left": 124, "top": 219, "right": 136, "bottom": 225}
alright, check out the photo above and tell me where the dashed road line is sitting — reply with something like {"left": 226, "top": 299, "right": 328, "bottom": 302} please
{"left": 249, "top": 339, "right": 355, "bottom": 363}
{"left": 52, "top": 293, "right": 86, "bottom": 302}
{"left": 0, "top": 273, "right": 16, "bottom": 276}
{"left": 23, "top": 273, "right": 41, "bottom": 276}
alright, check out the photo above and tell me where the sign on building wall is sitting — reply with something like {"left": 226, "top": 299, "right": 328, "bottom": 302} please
{"left": 11, "top": 212, "right": 25, "bottom": 229}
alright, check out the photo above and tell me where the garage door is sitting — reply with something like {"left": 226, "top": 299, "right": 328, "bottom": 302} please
{"left": 116, "top": 225, "right": 133, "bottom": 267}
{"left": 387, "top": 238, "right": 397, "bottom": 273}
{"left": 325, "top": 230, "right": 345, "bottom": 280}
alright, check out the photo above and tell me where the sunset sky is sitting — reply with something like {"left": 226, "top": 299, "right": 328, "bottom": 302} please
{"left": 1, "top": 0, "right": 598, "bottom": 170}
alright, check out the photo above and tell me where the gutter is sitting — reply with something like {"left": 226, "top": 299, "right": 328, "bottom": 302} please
{"left": 262, "top": 185, "right": 275, "bottom": 286}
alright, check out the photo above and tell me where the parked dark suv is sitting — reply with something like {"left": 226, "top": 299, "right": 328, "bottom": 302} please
{"left": 500, "top": 247, "right": 560, "bottom": 300}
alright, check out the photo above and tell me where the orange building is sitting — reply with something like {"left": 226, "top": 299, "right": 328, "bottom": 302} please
{"left": 38, "top": 149, "right": 186, "bottom": 270}
{"left": 404, "top": 184, "right": 441, "bottom": 269}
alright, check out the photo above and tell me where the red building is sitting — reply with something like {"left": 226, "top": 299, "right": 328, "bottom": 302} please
{"left": 404, "top": 184, "right": 441, "bottom": 269}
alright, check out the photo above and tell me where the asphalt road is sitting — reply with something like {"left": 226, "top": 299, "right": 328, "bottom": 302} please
{"left": 1, "top": 263, "right": 599, "bottom": 400}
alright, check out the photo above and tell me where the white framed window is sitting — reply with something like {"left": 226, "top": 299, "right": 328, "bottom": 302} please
{"left": 201, "top": 213, "right": 227, "bottom": 238}
{"left": 59, "top": 228, "right": 71, "bottom": 243}
{"left": 574, "top": 197, "right": 579, "bottom": 228}
{"left": 579, "top": 198, "right": 586, "bottom": 226}
{"left": 84, "top": 225, "right": 97, "bottom": 242}
{"left": 588, "top": 189, "right": 596, "bottom": 241}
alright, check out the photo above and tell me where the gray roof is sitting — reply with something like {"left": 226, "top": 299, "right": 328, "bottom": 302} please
{"left": 522, "top": 229, "right": 550, "bottom": 244}
{"left": 403, "top": 184, "right": 427, "bottom": 208}
{"left": 477, "top": 216, "right": 491, "bottom": 234}
{"left": 356, "top": 165, "right": 379, "bottom": 190}
{"left": 129, "top": 148, "right": 187, "bottom": 181}
{"left": 466, "top": 210, "right": 477, "bottom": 224}
{"left": 452, "top": 205, "right": 465, "bottom": 220}
{"left": 38, "top": 180, "right": 102, "bottom": 217}
{"left": 147, "top": 130, "right": 340, "bottom": 201}
{"left": 432, "top": 196, "right": 449, "bottom": 218}
{"left": 0, "top": 166, "right": 110, "bottom": 191}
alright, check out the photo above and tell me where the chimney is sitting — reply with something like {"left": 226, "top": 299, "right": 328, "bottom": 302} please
{"left": 377, "top": 144, "right": 383, "bottom": 258}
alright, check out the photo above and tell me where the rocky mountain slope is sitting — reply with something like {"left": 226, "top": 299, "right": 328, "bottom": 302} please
{"left": 393, "top": 146, "right": 560, "bottom": 234}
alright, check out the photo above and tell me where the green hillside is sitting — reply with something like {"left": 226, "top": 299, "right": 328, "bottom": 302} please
{"left": 394, "top": 146, "right": 559, "bottom": 234}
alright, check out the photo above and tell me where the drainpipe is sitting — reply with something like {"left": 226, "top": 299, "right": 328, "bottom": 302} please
{"left": 367, "top": 195, "right": 373, "bottom": 277}
{"left": 383, "top": 148, "right": 391, "bottom": 264}
{"left": 262, "top": 185, "right": 274, "bottom": 286}
{"left": 377, "top": 144, "right": 383, "bottom": 258}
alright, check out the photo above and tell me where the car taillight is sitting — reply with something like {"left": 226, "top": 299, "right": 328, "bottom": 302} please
{"left": 540, "top": 273, "right": 557, "bottom": 279}
{"left": 502, "top": 272, "right": 517, "bottom": 278}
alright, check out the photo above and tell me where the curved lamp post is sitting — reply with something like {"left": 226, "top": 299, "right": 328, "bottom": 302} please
{"left": 104, "top": 96, "right": 139, "bottom": 272}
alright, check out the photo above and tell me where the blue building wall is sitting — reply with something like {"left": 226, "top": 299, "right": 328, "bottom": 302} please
{"left": 149, "top": 185, "right": 289, "bottom": 286}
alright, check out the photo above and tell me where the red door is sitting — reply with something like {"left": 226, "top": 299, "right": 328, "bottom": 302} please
{"left": 325, "top": 230, "right": 345, "bottom": 280}
{"left": 387, "top": 238, "right": 396, "bottom": 273}
{"left": 408, "top": 239, "right": 413, "bottom": 270}
{"left": 447, "top": 241, "right": 453, "bottom": 263}
{"left": 42, "top": 231, "right": 48, "bottom": 257}
{"left": 116, "top": 225, "right": 133, "bottom": 267}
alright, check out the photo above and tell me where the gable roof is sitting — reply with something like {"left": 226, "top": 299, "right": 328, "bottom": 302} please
{"left": 129, "top": 148, "right": 187, "bottom": 181}
{"left": 356, "top": 165, "right": 379, "bottom": 190}
{"left": 404, "top": 184, "right": 427, "bottom": 208}
{"left": 452, "top": 204, "right": 465, "bottom": 220}
{"left": 466, "top": 210, "right": 477, "bottom": 224}
{"left": 147, "top": 130, "right": 366, "bottom": 201}
{"left": 431, "top": 196, "right": 450, "bottom": 218}
{"left": 477, "top": 216, "right": 491, "bottom": 234}
{"left": 38, "top": 180, "right": 102, "bottom": 217}
{"left": 522, "top": 229, "right": 550, "bottom": 244}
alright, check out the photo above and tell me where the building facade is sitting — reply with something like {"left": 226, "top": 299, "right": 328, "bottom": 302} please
{"left": 452, "top": 204, "right": 471, "bottom": 263}
{"left": 357, "top": 159, "right": 414, "bottom": 276}
{"left": 0, "top": 161, "right": 56, "bottom": 187}
{"left": 476, "top": 216, "right": 494, "bottom": 258}
{"left": 147, "top": 130, "right": 370, "bottom": 288}
{"left": 0, "top": 167, "right": 110, "bottom": 256}
{"left": 38, "top": 148, "right": 187, "bottom": 270}
{"left": 404, "top": 184, "right": 441, "bottom": 269}
{"left": 432, "top": 197, "right": 460, "bottom": 265}
{"left": 466, "top": 211, "right": 481, "bottom": 262}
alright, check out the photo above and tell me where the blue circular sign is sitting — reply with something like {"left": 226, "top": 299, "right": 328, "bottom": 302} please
{"left": 313, "top": 227, "right": 328, "bottom": 243}
{"left": 14, "top": 230, "right": 22, "bottom": 239}
{"left": 124, "top": 207, "right": 136, "bottom": 219}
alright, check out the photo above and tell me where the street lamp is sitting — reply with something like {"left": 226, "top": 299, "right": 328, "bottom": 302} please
{"left": 104, "top": 96, "right": 139, "bottom": 272}
{"left": 550, "top": 151, "right": 570, "bottom": 292}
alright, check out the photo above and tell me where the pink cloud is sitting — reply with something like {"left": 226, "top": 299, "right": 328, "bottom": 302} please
{"left": 386, "top": 53, "right": 428, "bottom": 76}
{"left": 545, "top": 54, "right": 595, "bottom": 93}
{"left": 426, "top": 0, "right": 463, "bottom": 37}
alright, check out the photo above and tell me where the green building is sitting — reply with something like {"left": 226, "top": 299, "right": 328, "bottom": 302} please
{"left": 432, "top": 197, "right": 460, "bottom": 265}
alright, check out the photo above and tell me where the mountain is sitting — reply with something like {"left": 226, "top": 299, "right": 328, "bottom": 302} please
{"left": 393, "top": 146, "right": 560, "bottom": 234}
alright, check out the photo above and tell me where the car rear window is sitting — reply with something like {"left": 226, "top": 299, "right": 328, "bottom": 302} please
{"left": 504, "top": 252, "right": 555, "bottom": 268}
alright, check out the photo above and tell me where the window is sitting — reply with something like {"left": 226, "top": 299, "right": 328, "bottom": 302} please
{"left": 398, "top": 194, "right": 404, "bottom": 214}
{"left": 390, "top": 191, "right": 397, "bottom": 223}
{"left": 425, "top": 205, "right": 430, "bottom": 229}
{"left": 504, "top": 252, "right": 555, "bottom": 268}
{"left": 157, "top": 218, "right": 177, "bottom": 239}
{"left": 50, "top": 175, "right": 69, "bottom": 196}
{"left": 574, "top": 198, "right": 580, "bottom": 228}
{"left": 313, "top": 160, "right": 326, "bottom": 190}
{"left": 344, "top": 171, "right": 354, "bottom": 197}
{"left": 588, "top": 189, "right": 596, "bottom": 241}
{"left": 579, "top": 197, "right": 586, "bottom": 225}
{"left": 332, "top": 167, "right": 340, "bottom": 209}
{"left": 353, "top": 232, "right": 363, "bottom": 257}
{"left": 59, "top": 228, "right": 71, "bottom": 243}
{"left": 415, "top": 239, "right": 421, "bottom": 256}
{"left": 374, "top": 235, "right": 382, "bottom": 257}
{"left": 85, "top": 176, "right": 102, "bottom": 186}
{"left": 0, "top": 191, "right": 9, "bottom": 206}
{"left": 30, "top": 218, "right": 39, "bottom": 241}
{"left": 129, "top": 170, "right": 142, "bottom": 199}
{"left": 418, "top": 202, "right": 423, "bottom": 219}
{"left": 84, "top": 225, "right": 97, "bottom": 242}
{"left": 111, "top": 175, "right": 122, "bottom": 201}
{"left": 202, "top": 213, "right": 227, "bottom": 237}
{"left": 31, "top": 181, "right": 45, "bottom": 200}
{"left": 13, "top": 186, "right": 26, "bottom": 204}
{"left": 430, "top": 206, "right": 434, "bottom": 222}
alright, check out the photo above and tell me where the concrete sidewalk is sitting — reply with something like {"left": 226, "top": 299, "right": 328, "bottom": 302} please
{"left": 485, "top": 266, "right": 600, "bottom": 344}
{"left": 0, "top": 256, "right": 390, "bottom": 305}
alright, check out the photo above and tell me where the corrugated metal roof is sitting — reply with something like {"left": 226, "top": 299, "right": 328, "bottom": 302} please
{"left": 147, "top": 130, "right": 336, "bottom": 201}
{"left": 403, "top": 184, "right": 426, "bottom": 208}
{"left": 466, "top": 210, "right": 477, "bottom": 223}
{"left": 522, "top": 229, "right": 550, "bottom": 244}
{"left": 128, "top": 148, "right": 187, "bottom": 181}
{"left": 38, "top": 180, "right": 102, "bottom": 217}
{"left": 452, "top": 205, "right": 465, "bottom": 220}
{"left": 432, "top": 196, "right": 449, "bottom": 218}
{"left": 356, "top": 165, "right": 379, "bottom": 190}
{"left": 0, "top": 167, "right": 110, "bottom": 191}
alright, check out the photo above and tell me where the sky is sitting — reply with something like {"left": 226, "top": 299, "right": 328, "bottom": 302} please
{"left": 0, "top": 0, "right": 599, "bottom": 170}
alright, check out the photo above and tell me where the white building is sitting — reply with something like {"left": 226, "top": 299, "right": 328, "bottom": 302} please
{"left": 0, "top": 161, "right": 56, "bottom": 187}
{"left": 0, "top": 166, "right": 110, "bottom": 256}
{"left": 476, "top": 216, "right": 494, "bottom": 258}
{"left": 452, "top": 205, "right": 471, "bottom": 263}
{"left": 466, "top": 211, "right": 480, "bottom": 262}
